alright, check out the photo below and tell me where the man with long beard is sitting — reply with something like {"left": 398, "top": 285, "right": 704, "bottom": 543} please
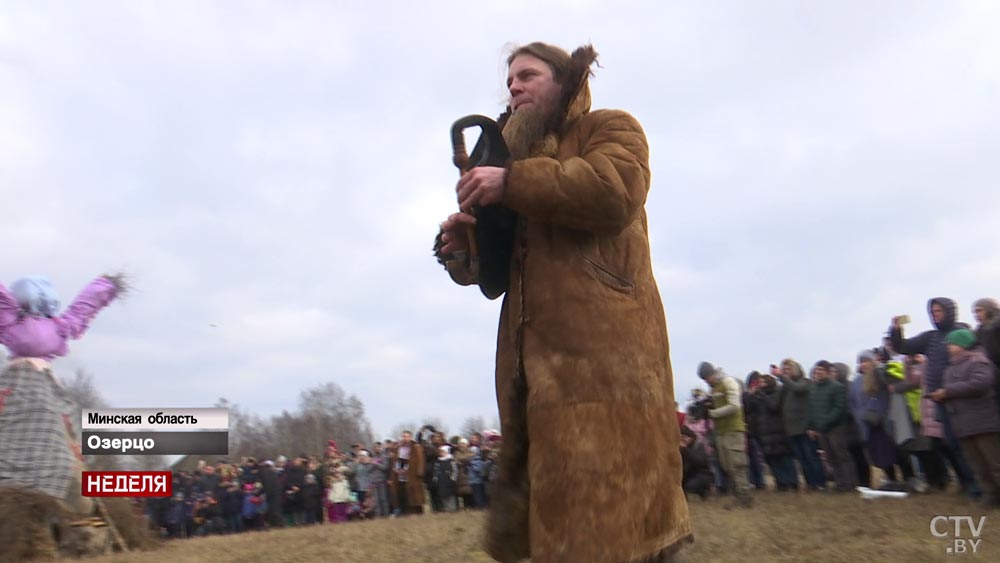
{"left": 435, "top": 42, "right": 691, "bottom": 562}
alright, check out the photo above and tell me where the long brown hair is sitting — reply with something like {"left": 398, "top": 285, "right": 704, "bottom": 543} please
{"left": 507, "top": 42, "right": 575, "bottom": 85}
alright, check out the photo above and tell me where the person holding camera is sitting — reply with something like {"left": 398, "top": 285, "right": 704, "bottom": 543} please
{"left": 697, "top": 362, "right": 753, "bottom": 508}
{"left": 890, "top": 299, "right": 980, "bottom": 499}
{"left": 745, "top": 372, "right": 798, "bottom": 491}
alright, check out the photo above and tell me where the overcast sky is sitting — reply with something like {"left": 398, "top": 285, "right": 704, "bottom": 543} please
{"left": 2, "top": 1, "right": 997, "bottom": 441}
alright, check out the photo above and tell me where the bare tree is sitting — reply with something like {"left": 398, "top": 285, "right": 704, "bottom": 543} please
{"left": 389, "top": 421, "right": 418, "bottom": 441}
{"left": 130, "top": 453, "right": 169, "bottom": 471}
{"left": 62, "top": 369, "right": 123, "bottom": 470}
{"left": 420, "top": 416, "right": 448, "bottom": 437}
{"left": 63, "top": 369, "right": 110, "bottom": 410}
{"left": 58, "top": 377, "right": 376, "bottom": 464}
{"left": 461, "top": 415, "right": 487, "bottom": 438}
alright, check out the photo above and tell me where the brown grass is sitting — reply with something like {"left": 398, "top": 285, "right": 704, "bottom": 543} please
{"left": 99, "top": 497, "right": 161, "bottom": 551}
{"left": 66, "top": 490, "right": 998, "bottom": 562}
{"left": 0, "top": 487, "right": 158, "bottom": 562}
{"left": 0, "top": 487, "right": 67, "bottom": 562}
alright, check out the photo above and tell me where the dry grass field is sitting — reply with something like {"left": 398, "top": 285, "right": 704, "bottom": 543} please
{"left": 68, "top": 491, "right": 998, "bottom": 562}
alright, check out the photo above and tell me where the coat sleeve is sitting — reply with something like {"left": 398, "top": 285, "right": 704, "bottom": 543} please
{"left": 783, "top": 376, "right": 810, "bottom": 396}
{"left": 0, "top": 283, "right": 18, "bottom": 339}
{"left": 57, "top": 276, "right": 118, "bottom": 340}
{"left": 806, "top": 389, "right": 819, "bottom": 432}
{"left": 502, "top": 111, "right": 650, "bottom": 235}
{"left": 410, "top": 444, "right": 425, "bottom": 478}
{"left": 944, "top": 361, "right": 996, "bottom": 399}
{"left": 433, "top": 231, "right": 479, "bottom": 287}
{"left": 892, "top": 381, "right": 920, "bottom": 393}
{"left": 762, "top": 389, "right": 783, "bottom": 413}
{"left": 979, "top": 320, "right": 1000, "bottom": 367}
{"left": 889, "top": 326, "right": 932, "bottom": 356}
{"left": 832, "top": 384, "right": 848, "bottom": 428}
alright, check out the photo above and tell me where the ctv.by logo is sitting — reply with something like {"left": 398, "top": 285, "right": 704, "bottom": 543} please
{"left": 930, "top": 516, "right": 987, "bottom": 555}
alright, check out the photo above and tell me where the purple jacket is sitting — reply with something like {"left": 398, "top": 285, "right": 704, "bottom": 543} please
{"left": 942, "top": 348, "right": 1000, "bottom": 439}
{"left": 0, "top": 277, "right": 118, "bottom": 359}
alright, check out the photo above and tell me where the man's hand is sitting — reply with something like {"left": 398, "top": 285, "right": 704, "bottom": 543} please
{"left": 891, "top": 316, "right": 905, "bottom": 330}
{"left": 930, "top": 389, "right": 947, "bottom": 403}
{"left": 438, "top": 212, "right": 476, "bottom": 255}
{"left": 457, "top": 166, "right": 506, "bottom": 212}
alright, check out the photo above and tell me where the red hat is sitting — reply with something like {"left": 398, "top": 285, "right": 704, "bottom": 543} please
{"left": 327, "top": 440, "right": 338, "bottom": 448}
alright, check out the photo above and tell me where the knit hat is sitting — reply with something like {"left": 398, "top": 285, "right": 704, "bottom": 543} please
{"left": 946, "top": 329, "right": 977, "bottom": 350}
{"left": 697, "top": 362, "right": 716, "bottom": 380}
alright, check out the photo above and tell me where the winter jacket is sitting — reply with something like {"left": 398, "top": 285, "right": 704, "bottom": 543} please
{"left": 345, "top": 461, "right": 375, "bottom": 492}
{"left": 454, "top": 449, "right": 474, "bottom": 496}
{"left": 942, "top": 348, "right": 1000, "bottom": 439}
{"left": 368, "top": 454, "right": 391, "bottom": 484}
{"left": 890, "top": 297, "right": 968, "bottom": 392}
{"left": 681, "top": 439, "right": 712, "bottom": 488}
{"left": 431, "top": 457, "right": 459, "bottom": 499}
{"left": 807, "top": 379, "right": 849, "bottom": 433}
{"left": 302, "top": 482, "right": 322, "bottom": 512}
{"left": 469, "top": 457, "right": 486, "bottom": 486}
{"left": 849, "top": 367, "right": 891, "bottom": 442}
{"left": 778, "top": 360, "right": 811, "bottom": 436}
{"left": 326, "top": 479, "right": 353, "bottom": 504}
{"left": 745, "top": 383, "right": 793, "bottom": 457}
{"left": 708, "top": 376, "right": 745, "bottom": 434}
{"left": 438, "top": 47, "right": 690, "bottom": 561}
{"left": 976, "top": 315, "right": 1000, "bottom": 369}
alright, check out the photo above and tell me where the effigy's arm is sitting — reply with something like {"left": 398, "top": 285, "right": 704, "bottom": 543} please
{"left": 58, "top": 276, "right": 120, "bottom": 340}
{"left": 0, "top": 283, "right": 19, "bottom": 337}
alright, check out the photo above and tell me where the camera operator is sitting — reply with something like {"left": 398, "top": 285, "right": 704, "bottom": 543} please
{"left": 697, "top": 362, "right": 753, "bottom": 508}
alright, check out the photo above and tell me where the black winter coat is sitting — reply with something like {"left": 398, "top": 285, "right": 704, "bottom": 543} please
{"left": 745, "top": 385, "right": 793, "bottom": 457}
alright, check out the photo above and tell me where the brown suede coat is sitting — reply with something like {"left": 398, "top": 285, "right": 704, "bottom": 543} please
{"left": 388, "top": 442, "right": 425, "bottom": 509}
{"left": 443, "top": 49, "right": 691, "bottom": 562}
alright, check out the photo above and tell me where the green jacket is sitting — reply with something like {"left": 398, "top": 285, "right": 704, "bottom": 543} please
{"left": 807, "top": 378, "right": 848, "bottom": 433}
{"left": 709, "top": 376, "right": 746, "bottom": 434}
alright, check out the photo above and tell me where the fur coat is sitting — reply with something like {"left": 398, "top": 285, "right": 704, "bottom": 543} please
{"left": 441, "top": 46, "right": 691, "bottom": 562}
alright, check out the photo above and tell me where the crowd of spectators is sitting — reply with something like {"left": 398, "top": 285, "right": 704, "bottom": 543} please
{"left": 145, "top": 427, "right": 502, "bottom": 538}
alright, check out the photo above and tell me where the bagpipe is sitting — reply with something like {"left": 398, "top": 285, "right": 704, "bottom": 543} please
{"left": 437, "top": 115, "right": 519, "bottom": 300}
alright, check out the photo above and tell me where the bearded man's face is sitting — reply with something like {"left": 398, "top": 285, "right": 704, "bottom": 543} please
{"left": 503, "top": 54, "right": 562, "bottom": 159}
